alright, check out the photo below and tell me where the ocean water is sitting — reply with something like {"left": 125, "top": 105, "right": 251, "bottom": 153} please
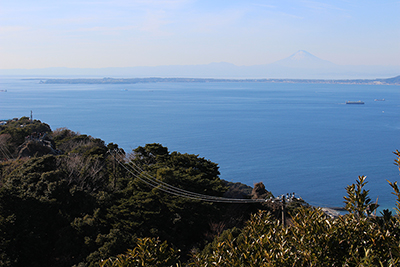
{"left": 1, "top": 78, "right": 399, "bottom": 210}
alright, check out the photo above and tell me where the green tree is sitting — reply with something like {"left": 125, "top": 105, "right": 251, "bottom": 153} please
{"left": 0, "top": 145, "right": 114, "bottom": 266}
{"left": 107, "top": 144, "right": 226, "bottom": 258}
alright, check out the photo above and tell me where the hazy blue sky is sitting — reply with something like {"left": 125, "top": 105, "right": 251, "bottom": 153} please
{"left": 1, "top": 0, "right": 399, "bottom": 69}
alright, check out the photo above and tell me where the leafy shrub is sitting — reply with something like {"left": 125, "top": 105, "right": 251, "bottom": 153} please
{"left": 100, "top": 237, "right": 180, "bottom": 267}
{"left": 190, "top": 175, "right": 400, "bottom": 266}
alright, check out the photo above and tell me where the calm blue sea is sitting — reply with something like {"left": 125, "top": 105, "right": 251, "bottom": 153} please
{"left": 1, "top": 77, "right": 399, "bottom": 211}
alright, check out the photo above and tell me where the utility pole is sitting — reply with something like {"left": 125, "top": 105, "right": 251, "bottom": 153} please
{"left": 266, "top": 193, "right": 301, "bottom": 227}
{"left": 113, "top": 149, "right": 117, "bottom": 189}
{"left": 282, "top": 195, "right": 286, "bottom": 227}
{"left": 30, "top": 110, "right": 33, "bottom": 123}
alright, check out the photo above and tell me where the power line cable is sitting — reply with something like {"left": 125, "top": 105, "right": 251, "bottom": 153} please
{"left": 124, "top": 158, "right": 263, "bottom": 203}
{"left": 109, "top": 150, "right": 266, "bottom": 203}
{"left": 127, "top": 160, "right": 254, "bottom": 202}
{"left": 0, "top": 144, "right": 12, "bottom": 161}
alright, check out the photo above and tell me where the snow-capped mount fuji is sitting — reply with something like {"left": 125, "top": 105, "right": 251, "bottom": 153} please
{"left": 271, "top": 50, "right": 336, "bottom": 69}
{"left": 284, "top": 50, "right": 322, "bottom": 61}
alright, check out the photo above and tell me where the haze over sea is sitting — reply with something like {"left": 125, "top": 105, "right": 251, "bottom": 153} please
{"left": 1, "top": 77, "right": 399, "bottom": 210}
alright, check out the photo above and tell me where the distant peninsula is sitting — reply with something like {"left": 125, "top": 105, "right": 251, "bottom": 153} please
{"left": 36, "top": 75, "right": 400, "bottom": 85}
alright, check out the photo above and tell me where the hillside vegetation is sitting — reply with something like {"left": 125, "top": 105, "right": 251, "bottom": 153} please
{"left": 0, "top": 117, "right": 399, "bottom": 266}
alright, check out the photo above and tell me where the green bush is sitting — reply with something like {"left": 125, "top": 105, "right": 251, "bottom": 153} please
{"left": 190, "top": 175, "right": 400, "bottom": 266}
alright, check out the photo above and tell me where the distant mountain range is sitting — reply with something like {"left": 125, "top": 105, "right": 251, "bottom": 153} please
{"left": 1, "top": 51, "right": 399, "bottom": 79}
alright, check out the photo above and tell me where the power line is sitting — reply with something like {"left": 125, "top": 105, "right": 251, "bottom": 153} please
{"left": 128, "top": 160, "right": 257, "bottom": 202}
{"left": 111, "top": 150, "right": 344, "bottom": 223}
{"left": 0, "top": 143, "right": 12, "bottom": 161}
{"left": 109, "top": 150, "right": 266, "bottom": 204}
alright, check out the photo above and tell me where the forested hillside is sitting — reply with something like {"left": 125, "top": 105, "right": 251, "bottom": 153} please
{"left": 0, "top": 117, "right": 399, "bottom": 266}
{"left": 0, "top": 117, "right": 275, "bottom": 266}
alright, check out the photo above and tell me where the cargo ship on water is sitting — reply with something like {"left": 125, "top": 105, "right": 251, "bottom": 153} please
{"left": 346, "top": 101, "right": 364, "bottom": 104}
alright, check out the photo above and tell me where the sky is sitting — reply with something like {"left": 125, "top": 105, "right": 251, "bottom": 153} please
{"left": 1, "top": 0, "right": 399, "bottom": 69}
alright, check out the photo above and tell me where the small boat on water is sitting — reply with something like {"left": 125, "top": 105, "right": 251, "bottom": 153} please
{"left": 346, "top": 101, "right": 364, "bottom": 104}
{"left": 374, "top": 99, "right": 385, "bottom": 101}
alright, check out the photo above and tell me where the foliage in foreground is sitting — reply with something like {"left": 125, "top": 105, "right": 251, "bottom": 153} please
{"left": 104, "top": 175, "right": 400, "bottom": 266}
{"left": 189, "top": 175, "right": 400, "bottom": 266}
{"left": 99, "top": 237, "right": 180, "bottom": 267}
